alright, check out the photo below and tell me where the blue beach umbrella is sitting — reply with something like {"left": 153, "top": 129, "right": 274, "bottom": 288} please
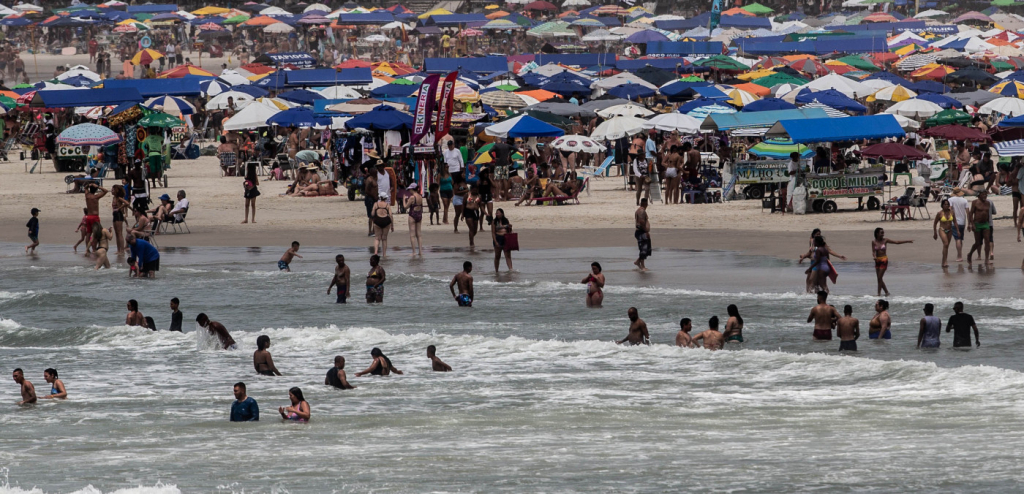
{"left": 56, "top": 123, "right": 122, "bottom": 146}
{"left": 230, "top": 84, "right": 270, "bottom": 98}
{"left": 608, "top": 83, "right": 656, "bottom": 100}
{"left": 278, "top": 89, "right": 326, "bottom": 105}
{"left": 369, "top": 83, "right": 419, "bottom": 98}
{"left": 742, "top": 97, "right": 796, "bottom": 112}
{"left": 687, "top": 104, "right": 736, "bottom": 119}
{"left": 678, "top": 97, "right": 720, "bottom": 114}
{"left": 795, "top": 89, "right": 866, "bottom": 113}
{"left": 344, "top": 105, "right": 414, "bottom": 131}
{"left": 144, "top": 96, "right": 196, "bottom": 116}
{"left": 625, "top": 29, "right": 670, "bottom": 44}
{"left": 914, "top": 92, "right": 962, "bottom": 109}
{"left": 483, "top": 114, "right": 564, "bottom": 138}
{"left": 200, "top": 79, "right": 231, "bottom": 96}
{"left": 266, "top": 107, "right": 331, "bottom": 128}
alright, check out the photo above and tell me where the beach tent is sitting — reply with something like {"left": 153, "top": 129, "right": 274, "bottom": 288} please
{"left": 267, "top": 107, "right": 332, "bottom": 128}
{"left": 344, "top": 105, "right": 414, "bottom": 130}
{"left": 223, "top": 101, "right": 281, "bottom": 130}
{"left": 765, "top": 114, "right": 906, "bottom": 143}
{"left": 748, "top": 139, "right": 812, "bottom": 159}
{"left": 485, "top": 115, "right": 564, "bottom": 138}
{"left": 700, "top": 108, "right": 828, "bottom": 133}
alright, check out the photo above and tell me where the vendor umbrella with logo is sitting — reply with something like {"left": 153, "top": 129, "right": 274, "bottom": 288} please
{"left": 552, "top": 134, "right": 606, "bottom": 153}
{"left": 56, "top": 123, "right": 122, "bottom": 146}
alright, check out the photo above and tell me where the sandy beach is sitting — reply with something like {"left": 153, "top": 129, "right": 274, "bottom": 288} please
{"left": 3, "top": 153, "right": 1021, "bottom": 268}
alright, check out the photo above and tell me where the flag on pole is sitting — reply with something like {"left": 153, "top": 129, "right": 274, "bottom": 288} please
{"left": 435, "top": 71, "right": 458, "bottom": 141}
{"left": 709, "top": 0, "right": 722, "bottom": 31}
{"left": 411, "top": 74, "right": 439, "bottom": 146}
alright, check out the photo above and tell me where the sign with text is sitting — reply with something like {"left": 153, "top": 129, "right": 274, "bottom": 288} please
{"left": 58, "top": 144, "right": 89, "bottom": 158}
{"left": 733, "top": 160, "right": 789, "bottom": 184}
{"left": 806, "top": 173, "right": 884, "bottom": 198}
{"left": 170, "top": 125, "right": 189, "bottom": 143}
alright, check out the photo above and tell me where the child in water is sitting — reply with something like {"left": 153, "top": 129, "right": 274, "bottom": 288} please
{"left": 278, "top": 241, "right": 302, "bottom": 272}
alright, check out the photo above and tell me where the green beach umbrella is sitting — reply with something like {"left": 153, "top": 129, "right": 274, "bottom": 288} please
{"left": 924, "top": 109, "right": 971, "bottom": 127}
{"left": 836, "top": 55, "right": 880, "bottom": 72}
{"left": 679, "top": 75, "right": 705, "bottom": 82}
{"left": 496, "top": 84, "right": 520, "bottom": 91}
{"left": 751, "top": 72, "right": 807, "bottom": 87}
{"left": 139, "top": 112, "right": 182, "bottom": 128}
{"left": 693, "top": 54, "right": 749, "bottom": 71}
{"left": 223, "top": 14, "right": 250, "bottom": 24}
{"left": 749, "top": 139, "right": 812, "bottom": 159}
{"left": 741, "top": 2, "right": 774, "bottom": 14}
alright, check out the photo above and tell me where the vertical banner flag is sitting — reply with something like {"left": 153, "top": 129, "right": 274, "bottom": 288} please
{"left": 412, "top": 74, "right": 440, "bottom": 146}
{"left": 436, "top": 71, "right": 459, "bottom": 142}
{"left": 709, "top": 0, "right": 722, "bottom": 32}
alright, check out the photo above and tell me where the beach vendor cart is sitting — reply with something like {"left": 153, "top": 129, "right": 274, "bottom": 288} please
{"left": 763, "top": 114, "right": 906, "bottom": 214}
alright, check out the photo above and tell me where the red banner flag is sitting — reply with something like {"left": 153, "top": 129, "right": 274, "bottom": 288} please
{"left": 435, "top": 71, "right": 459, "bottom": 142}
{"left": 411, "top": 74, "right": 439, "bottom": 146}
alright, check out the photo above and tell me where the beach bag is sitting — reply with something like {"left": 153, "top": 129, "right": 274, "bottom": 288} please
{"left": 504, "top": 232, "right": 520, "bottom": 251}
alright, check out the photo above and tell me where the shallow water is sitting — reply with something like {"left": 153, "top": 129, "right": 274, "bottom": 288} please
{"left": 2, "top": 244, "right": 1024, "bottom": 493}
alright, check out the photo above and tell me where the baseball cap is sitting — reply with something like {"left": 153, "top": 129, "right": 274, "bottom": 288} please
{"left": 30, "top": 208, "right": 40, "bottom": 214}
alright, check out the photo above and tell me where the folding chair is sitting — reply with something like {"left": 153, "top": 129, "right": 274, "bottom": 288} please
{"left": 160, "top": 207, "right": 190, "bottom": 234}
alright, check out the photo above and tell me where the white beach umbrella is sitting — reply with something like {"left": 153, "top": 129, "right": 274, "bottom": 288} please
{"left": 892, "top": 114, "right": 920, "bottom": 130}
{"left": 562, "top": 0, "right": 590, "bottom": 6}
{"left": 771, "top": 83, "right": 800, "bottom": 97}
{"left": 581, "top": 29, "right": 625, "bottom": 42}
{"left": 206, "top": 91, "right": 255, "bottom": 110}
{"left": 304, "top": 3, "right": 330, "bottom": 12}
{"left": 223, "top": 102, "right": 281, "bottom": 130}
{"left": 979, "top": 97, "right": 1024, "bottom": 117}
{"left": 363, "top": 34, "right": 390, "bottom": 43}
{"left": 797, "top": 72, "right": 872, "bottom": 98}
{"left": 259, "top": 6, "right": 291, "bottom": 15}
{"left": 318, "top": 85, "right": 363, "bottom": 99}
{"left": 13, "top": 3, "right": 42, "bottom": 11}
{"left": 57, "top": 66, "right": 101, "bottom": 82}
{"left": 884, "top": 98, "right": 943, "bottom": 118}
{"left": 552, "top": 134, "right": 606, "bottom": 153}
{"left": 264, "top": 23, "right": 294, "bottom": 33}
{"left": 218, "top": 70, "right": 252, "bottom": 86}
{"left": 868, "top": 84, "right": 917, "bottom": 102}
{"left": 597, "top": 103, "right": 654, "bottom": 118}
{"left": 914, "top": 9, "right": 948, "bottom": 18}
{"left": 861, "top": 79, "right": 896, "bottom": 91}
{"left": 591, "top": 116, "right": 647, "bottom": 141}
{"left": 642, "top": 113, "right": 701, "bottom": 133}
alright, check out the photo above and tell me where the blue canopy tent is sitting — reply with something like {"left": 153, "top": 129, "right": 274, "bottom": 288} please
{"left": 369, "top": 83, "right": 420, "bottom": 98}
{"left": 103, "top": 78, "right": 202, "bottom": 97}
{"left": 795, "top": 89, "right": 866, "bottom": 113}
{"left": 905, "top": 80, "right": 947, "bottom": 94}
{"left": 625, "top": 30, "right": 669, "bottom": 44}
{"left": 127, "top": 4, "right": 178, "bottom": 13}
{"left": 764, "top": 114, "right": 906, "bottom": 143}
{"left": 283, "top": 68, "right": 373, "bottom": 87}
{"left": 742, "top": 97, "right": 797, "bottom": 112}
{"left": 266, "top": 107, "right": 332, "bottom": 128}
{"left": 914, "top": 92, "right": 962, "bottom": 109}
{"left": 278, "top": 89, "right": 326, "bottom": 105}
{"left": 997, "top": 115, "right": 1024, "bottom": 128}
{"left": 424, "top": 56, "right": 507, "bottom": 75}
{"left": 608, "top": 83, "right": 655, "bottom": 100}
{"left": 252, "top": 52, "right": 317, "bottom": 69}
{"left": 700, "top": 108, "right": 828, "bottom": 132}
{"left": 229, "top": 84, "right": 270, "bottom": 98}
{"left": 253, "top": 72, "right": 289, "bottom": 90}
{"left": 345, "top": 105, "right": 414, "bottom": 131}
{"left": 484, "top": 115, "right": 564, "bottom": 138}
{"left": 337, "top": 12, "right": 395, "bottom": 24}
{"left": 540, "top": 73, "right": 593, "bottom": 97}
{"left": 31, "top": 88, "right": 143, "bottom": 108}
{"left": 659, "top": 80, "right": 712, "bottom": 98}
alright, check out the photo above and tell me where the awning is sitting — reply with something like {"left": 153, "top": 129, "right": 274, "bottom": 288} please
{"left": 284, "top": 68, "right": 373, "bottom": 87}
{"left": 428, "top": 13, "right": 487, "bottom": 26}
{"left": 32, "top": 87, "right": 143, "bottom": 108}
{"left": 995, "top": 139, "right": 1024, "bottom": 157}
{"left": 251, "top": 52, "right": 317, "bottom": 69}
{"left": 102, "top": 78, "right": 201, "bottom": 97}
{"left": 644, "top": 42, "right": 725, "bottom": 57}
{"left": 534, "top": 53, "right": 615, "bottom": 67}
{"left": 764, "top": 114, "right": 906, "bottom": 143}
{"left": 424, "top": 56, "right": 508, "bottom": 74}
{"left": 337, "top": 12, "right": 395, "bottom": 24}
{"left": 126, "top": 4, "right": 178, "bottom": 13}
{"left": 700, "top": 108, "right": 828, "bottom": 132}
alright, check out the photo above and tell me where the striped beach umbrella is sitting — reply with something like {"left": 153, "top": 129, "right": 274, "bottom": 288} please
{"left": 480, "top": 90, "right": 527, "bottom": 108}
{"left": 56, "top": 123, "right": 122, "bottom": 146}
{"left": 989, "top": 80, "right": 1024, "bottom": 98}
{"left": 866, "top": 84, "right": 917, "bottom": 102}
{"left": 130, "top": 48, "right": 164, "bottom": 65}
{"left": 144, "top": 96, "right": 196, "bottom": 116}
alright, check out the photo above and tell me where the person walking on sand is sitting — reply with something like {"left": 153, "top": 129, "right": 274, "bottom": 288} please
{"left": 328, "top": 255, "right": 351, "bottom": 304}
{"left": 634, "top": 198, "right": 651, "bottom": 271}
{"left": 807, "top": 291, "right": 839, "bottom": 341}
{"left": 836, "top": 305, "right": 860, "bottom": 352}
{"left": 242, "top": 161, "right": 260, "bottom": 224}
{"left": 934, "top": 199, "right": 958, "bottom": 268}
{"left": 617, "top": 307, "right": 650, "bottom": 345}
{"left": 404, "top": 183, "right": 424, "bottom": 256}
{"left": 582, "top": 262, "right": 605, "bottom": 307}
{"left": 278, "top": 241, "right": 302, "bottom": 272}
{"left": 675, "top": 318, "right": 693, "bottom": 347}
{"left": 449, "top": 261, "right": 474, "bottom": 307}
{"left": 871, "top": 227, "right": 912, "bottom": 297}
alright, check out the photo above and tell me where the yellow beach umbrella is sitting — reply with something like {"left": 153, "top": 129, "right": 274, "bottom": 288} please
{"left": 484, "top": 4, "right": 500, "bottom": 9}
{"left": 418, "top": 8, "right": 451, "bottom": 19}
{"left": 192, "top": 6, "right": 229, "bottom": 15}
{"left": 737, "top": 68, "right": 776, "bottom": 81}
{"left": 726, "top": 88, "right": 760, "bottom": 107}
{"left": 866, "top": 84, "right": 917, "bottom": 102}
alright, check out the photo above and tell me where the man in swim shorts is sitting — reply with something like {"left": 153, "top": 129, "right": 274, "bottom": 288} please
{"left": 83, "top": 184, "right": 107, "bottom": 248}
{"left": 278, "top": 241, "right": 302, "bottom": 272}
{"left": 691, "top": 316, "right": 725, "bottom": 350}
{"left": 634, "top": 198, "right": 651, "bottom": 271}
{"left": 675, "top": 318, "right": 693, "bottom": 348}
{"left": 328, "top": 255, "right": 350, "bottom": 304}
{"left": 13, "top": 368, "right": 36, "bottom": 405}
{"left": 967, "top": 190, "right": 992, "bottom": 265}
{"left": 807, "top": 291, "right": 840, "bottom": 341}
{"left": 836, "top": 305, "right": 860, "bottom": 352}
{"left": 617, "top": 307, "right": 650, "bottom": 345}
{"left": 449, "top": 261, "right": 474, "bottom": 307}
{"left": 428, "top": 345, "right": 452, "bottom": 372}
{"left": 196, "top": 313, "right": 237, "bottom": 350}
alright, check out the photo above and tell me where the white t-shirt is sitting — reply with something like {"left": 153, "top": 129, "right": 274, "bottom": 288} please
{"left": 377, "top": 171, "right": 391, "bottom": 201}
{"left": 948, "top": 195, "right": 969, "bottom": 227}
{"left": 443, "top": 148, "right": 463, "bottom": 173}
{"left": 170, "top": 197, "right": 189, "bottom": 215}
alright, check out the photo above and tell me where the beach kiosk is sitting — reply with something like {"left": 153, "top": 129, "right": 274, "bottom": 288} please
{"left": 763, "top": 114, "right": 906, "bottom": 213}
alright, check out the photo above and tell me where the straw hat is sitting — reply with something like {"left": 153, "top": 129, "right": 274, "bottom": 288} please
{"left": 952, "top": 187, "right": 965, "bottom": 196}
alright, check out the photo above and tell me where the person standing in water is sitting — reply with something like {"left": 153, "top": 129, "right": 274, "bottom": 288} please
{"left": 325, "top": 356, "right": 356, "bottom": 389}
{"left": 196, "top": 313, "right": 237, "bottom": 350}
{"left": 966, "top": 190, "right": 993, "bottom": 265}
{"left": 328, "top": 255, "right": 350, "bottom": 304}
{"left": 168, "top": 298, "right": 182, "bottom": 332}
{"left": 917, "top": 303, "right": 942, "bottom": 349}
{"left": 125, "top": 299, "right": 145, "bottom": 327}
{"left": 691, "top": 316, "right": 725, "bottom": 350}
{"left": 278, "top": 387, "right": 310, "bottom": 422}
{"left": 869, "top": 300, "right": 892, "bottom": 340}
{"left": 723, "top": 304, "right": 744, "bottom": 343}
{"left": 12, "top": 368, "right": 36, "bottom": 405}
{"left": 675, "top": 318, "right": 693, "bottom": 347}
{"left": 355, "top": 348, "right": 404, "bottom": 376}
{"left": 617, "top": 307, "right": 650, "bottom": 345}
{"left": 634, "top": 198, "right": 651, "bottom": 271}
{"left": 278, "top": 241, "right": 302, "bottom": 272}
{"left": 836, "top": 305, "right": 860, "bottom": 352}
{"left": 230, "top": 382, "right": 259, "bottom": 422}
{"left": 365, "top": 255, "right": 385, "bottom": 304}
{"left": 427, "top": 345, "right": 452, "bottom": 372}
{"left": 934, "top": 199, "right": 958, "bottom": 268}
{"left": 449, "top": 261, "right": 474, "bottom": 307}
{"left": 253, "top": 335, "right": 282, "bottom": 376}
{"left": 807, "top": 291, "right": 840, "bottom": 341}
{"left": 491, "top": 208, "right": 513, "bottom": 272}
{"left": 946, "top": 301, "right": 980, "bottom": 349}
{"left": 582, "top": 262, "right": 605, "bottom": 308}
{"left": 40, "top": 368, "right": 66, "bottom": 399}
{"left": 872, "top": 227, "right": 912, "bottom": 297}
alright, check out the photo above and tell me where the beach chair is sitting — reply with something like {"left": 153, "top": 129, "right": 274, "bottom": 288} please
{"left": 881, "top": 187, "right": 915, "bottom": 221}
{"left": 581, "top": 155, "right": 614, "bottom": 179}
{"left": 160, "top": 207, "right": 190, "bottom": 234}
{"left": 534, "top": 177, "right": 587, "bottom": 205}
{"left": 219, "top": 152, "right": 237, "bottom": 177}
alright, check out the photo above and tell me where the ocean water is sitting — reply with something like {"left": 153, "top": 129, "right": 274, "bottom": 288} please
{"left": 2, "top": 244, "right": 1024, "bottom": 493}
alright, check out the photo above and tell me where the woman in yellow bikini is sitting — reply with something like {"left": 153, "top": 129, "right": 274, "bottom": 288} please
{"left": 872, "top": 227, "right": 914, "bottom": 297}
{"left": 933, "top": 199, "right": 958, "bottom": 268}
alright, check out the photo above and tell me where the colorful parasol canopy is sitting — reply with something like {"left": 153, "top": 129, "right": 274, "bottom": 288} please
{"left": 130, "top": 49, "right": 164, "bottom": 66}
{"left": 56, "top": 123, "right": 121, "bottom": 146}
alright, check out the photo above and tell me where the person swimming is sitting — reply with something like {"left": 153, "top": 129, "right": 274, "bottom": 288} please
{"left": 278, "top": 387, "right": 310, "bottom": 422}
{"left": 41, "top": 368, "right": 66, "bottom": 399}
{"left": 355, "top": 347, "right": 404, "bottom": 377}
{"left": 253, "top": 335, "right": 282, "bottom": 376}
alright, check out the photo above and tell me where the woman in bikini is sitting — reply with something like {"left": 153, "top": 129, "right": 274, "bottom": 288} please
{"left": 355, "top": 347, "right": 404, "bottom": 377}
{"left": 491, "top": 208, "right": 513, "bottom": 272}
{"left": 371, "top": 195, "right": 394, "bottom": 258}
{"left": 365, "top": 255, "right": 386, "bottom": 304}
{"left": 809, "top": 235, "right": 834, "bottom": 294}
{"left": 464, "top": 187, "right": 481, "bottom": 248}
{"left": 40, "top": 368, "right": 67, "bottom": 399}
{"left": 798, "top": 229, "right": 846, "bottom": 293}
{"left": 872, "top": 227, "right": 913, "bottom": 297}
{"left": 723, "top": 304, "right": 744, "bottom": 343}
{"left": 582, "top": 261, "right": 605, "bottom": 308}
{"left": 933, "top": 199, "right": 958, "bottom": 268}
{"left": 404, "top": 183, "right": 424, "bottom": 256}
{"left": 869, "top": 299, "right": 892, "bottom": 340}
{"left": 278, "top": 387, "right": 310, "bottom": 422}
{"left": 92, "top": 224, "right": 113, "bottom": 270}
{"left": 111, "top": 185, "right": 130, "bottom": 254}
{"left": 253, "top": 335, "right": 282, "bottom": 376}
